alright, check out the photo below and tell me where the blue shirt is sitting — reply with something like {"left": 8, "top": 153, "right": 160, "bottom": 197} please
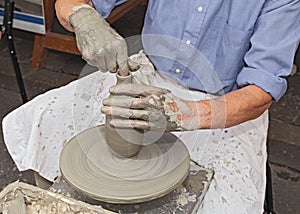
{"left": 92, "top": 0, "right": 300, "bottom": 101}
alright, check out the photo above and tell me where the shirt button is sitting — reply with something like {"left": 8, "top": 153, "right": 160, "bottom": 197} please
{"left": 185, "top": 40, "right": 191, "bottom": 45}
{"left": 175, "top": 68, "right": 181, "bottom": 74}
{"left": 197, "top": 6, "right": 203, "bottom": 12}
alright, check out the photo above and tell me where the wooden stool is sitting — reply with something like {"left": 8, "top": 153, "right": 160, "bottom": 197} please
{"left": 31, "top": 0, "right": 147, "bottom": 70}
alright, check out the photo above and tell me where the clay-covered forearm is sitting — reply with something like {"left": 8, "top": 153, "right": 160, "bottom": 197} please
{"left": 55, "top": 0, "right": 94, "bottom": 31}
{"left": 195, "top": 85, "right": 272, "bottom": 129}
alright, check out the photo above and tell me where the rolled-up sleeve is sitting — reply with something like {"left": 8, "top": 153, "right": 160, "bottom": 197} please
{"left": 237, "top": 0, "right": 300, "bottom": 101}
{"left": 92, "top": 0, "right": 127, "bottom": 18}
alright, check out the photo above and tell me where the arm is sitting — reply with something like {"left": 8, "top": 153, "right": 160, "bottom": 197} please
{"left": 199, "top": 0, "right": 299, "bottom": 128}
{"left": 194, "top": 85, "right": 272, "bottom": 129}
{"left": 102, "top": 84, "right": 272, "bottom": 131}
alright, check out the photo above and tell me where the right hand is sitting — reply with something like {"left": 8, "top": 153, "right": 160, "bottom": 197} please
{"left": 71, "top": 6, "right": 130, "bottom": 74}
{"left": 56, "top": 1, "right": 131, "bottom": 73}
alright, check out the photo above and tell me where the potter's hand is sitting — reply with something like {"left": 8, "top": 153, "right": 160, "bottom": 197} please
{"left": 55, "top": 1, "right": 94, "bottom": 32}
{"left": 68, "top": 5, "right": 130, "bottom": 74}
{"left": 101, "top": 84, "right": 200, "bottom": 131}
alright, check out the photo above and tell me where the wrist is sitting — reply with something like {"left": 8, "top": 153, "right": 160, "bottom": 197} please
{"left": 72, "top": 4, "right": 93, "bottom": 13}
{"left": 55, "top": 0, "right": 92, "bottom": 31}
{"left": 187, "top": 100, "right": 211, "bottom": 129}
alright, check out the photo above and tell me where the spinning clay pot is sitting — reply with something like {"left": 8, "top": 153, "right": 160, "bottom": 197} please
{"left": 104, "top": 72, "right": 144, "bottom": 158}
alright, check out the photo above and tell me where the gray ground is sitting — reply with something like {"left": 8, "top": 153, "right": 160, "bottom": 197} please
{"left": 0, "top": 5, "right": 299, "bottom": 213}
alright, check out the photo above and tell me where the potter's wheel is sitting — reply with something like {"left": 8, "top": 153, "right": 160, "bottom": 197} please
{"left": 60, "top": 125, "right": 190, "bottom": 204}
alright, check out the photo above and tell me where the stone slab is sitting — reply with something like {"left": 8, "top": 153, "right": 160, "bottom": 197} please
{"left": 25, "top": 68, "right": 77, "bottom": 87}
{"left": 61, "top": 55, "right": 87, "bottom": 76}
{"left": 270, "top": 163, "right": 300, "bottom": 214}
{"left": 269, "top": 75, "right": 300, "bottom": 126}
{"left": 50, "top": 162, "right": 214, "bottom": 214}
{"left": 43, "top": 50, "right": 74, "bottom": 72}
{"left": 0, "top": 87, "right": 22, "bottom": 118}
{"left": 267, "top": 139, "right": 300, "bottom": 172}
{"left": 268, "top": 120, "right": 300, "bottom": 146}
{"left": 0, "top": 36, "right": 32, "bottom": 63}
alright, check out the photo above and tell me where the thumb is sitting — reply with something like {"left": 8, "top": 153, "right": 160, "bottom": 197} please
{"left": 128, "top": 58, "right": 140, "bottom": 72}
{"left": 117, "top": 61, "right": 130, "bottom": 76}
{"left": 118, "top": 58, "right": 141, "bottom": 75}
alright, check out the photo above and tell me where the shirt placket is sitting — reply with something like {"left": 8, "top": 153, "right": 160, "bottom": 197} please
{"left": 171, "top": 0, "right": 210, "bottom": 79}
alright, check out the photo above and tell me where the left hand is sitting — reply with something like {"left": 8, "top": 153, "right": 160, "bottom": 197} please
{"left": 101, "top": 84, "right": 200, "bottom": 131}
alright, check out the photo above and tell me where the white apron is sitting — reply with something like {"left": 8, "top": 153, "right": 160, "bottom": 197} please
{"left": 2, "top": 52, "right": 268, "bottom": 214}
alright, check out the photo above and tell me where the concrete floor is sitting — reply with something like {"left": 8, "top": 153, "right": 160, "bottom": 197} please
{"left": 0, "top": 5, "right": 299, "bottom": 213}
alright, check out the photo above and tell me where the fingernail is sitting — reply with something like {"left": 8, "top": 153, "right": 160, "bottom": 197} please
{"left": 110, "top": 120, "right": 116, "bottom": 127}
{"left": 102, "top": 98, "right": 108, "bottom": 105}
{"left": 109, "top": 86, "right": 116, "bottom": 93}
{"left": 100, "top": 106, "right": 106, "bottom": 113}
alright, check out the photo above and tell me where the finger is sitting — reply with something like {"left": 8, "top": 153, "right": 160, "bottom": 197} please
{"left": 109, "top": 84, "right": 171, "bottom": 96}
{"left": 103, "top": 45, "right": 119, "bottom": 73}
{"left": 105, "top": 55, "right": 118, "bottom": 73}
{"left": 103, "top": 96, "right": 149, "bottom": 108}
{"left": 101, "top": 106, "right": 150, "bottom": 120}
{"left": 110, "top": 66, "right": 118, "bottom": 73}
{"left": 110, "top": 119, "right": 150, "bottom": 130}
{"left": 128, "top": 58, "right": 140, "bottom": 72}
{"left": 118, "top": 60, "right": 130, "bottom": 76}
{"left": 116, "top": 40, "right": 130, "bottom": 76}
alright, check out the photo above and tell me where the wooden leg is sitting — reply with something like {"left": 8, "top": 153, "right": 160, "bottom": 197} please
{"left": 31, "top": 0, "right": 55, "bottom": 70}
{"left": 106, "top": 0, "right": 146, "bottom": 23}
{"left": 31, "top": 34, "right": 48, "bottom": 70}
{"left": 140, "top": 0, "right": 148, "bottom": 6}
